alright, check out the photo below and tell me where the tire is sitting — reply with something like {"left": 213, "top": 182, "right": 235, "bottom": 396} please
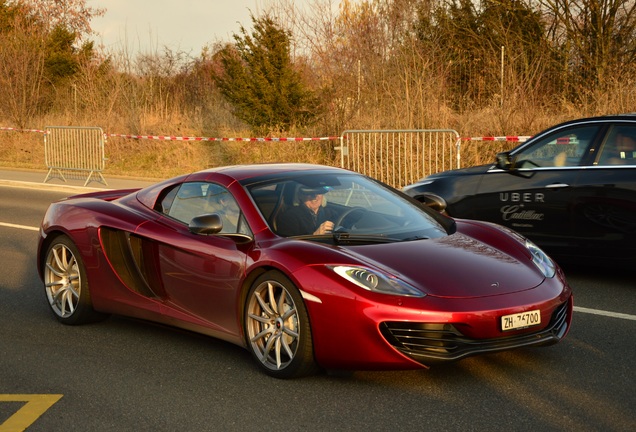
{"left": 43, "top": 235, "right": 108, "bottom": 325}
{"left": 244, "top": 271, "right": 318, "bottom": 378}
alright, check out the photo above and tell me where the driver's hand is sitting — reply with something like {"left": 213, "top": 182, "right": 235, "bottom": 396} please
{"left": 314, "top": 221, "right": 334, "bottom": 235}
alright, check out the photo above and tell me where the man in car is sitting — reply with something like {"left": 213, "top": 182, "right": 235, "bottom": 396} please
{"left": 602, "top": 130, "right": 636, "bottom": 165}
{"left": 276, "top": 187, "right": 337, "bottom": 236}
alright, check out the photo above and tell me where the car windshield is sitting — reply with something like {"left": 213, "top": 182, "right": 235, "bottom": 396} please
{"left": 246, "top": 173, "right": 448, "bottom": 241}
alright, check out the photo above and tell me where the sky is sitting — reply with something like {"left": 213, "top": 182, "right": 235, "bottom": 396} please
{"left": 87, "top": 0, "right": 266, "bottom": 54}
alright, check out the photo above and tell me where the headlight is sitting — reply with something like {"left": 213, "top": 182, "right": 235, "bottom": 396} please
{"left": 489, "top": 224, "right": 556, "bottom": 279}
{"left": 526, "top": 240, "right": 556, "bottom": 278}
{"left": 329, "top": 265, "right": 425, "bottom": 297}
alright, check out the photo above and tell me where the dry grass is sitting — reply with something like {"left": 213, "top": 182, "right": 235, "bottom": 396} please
{"left": 0, "top": 120, "right": 341, "bottom": 179}
{"left": 0, "top": 131, "right": 44, "bottom": 168}
{"left": 0, "top": 106, "right": 611, "bottom": 180}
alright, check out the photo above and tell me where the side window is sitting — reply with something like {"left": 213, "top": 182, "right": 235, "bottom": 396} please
{"left": 514, "top": 125, "right": 599, "bottom": 168}
{"left": 160, "top": 182, "right": 250, "bottom": 235}
{"left": 597, "top": 125, "right": 636, "bottom": 166}
{"left": 210, "top": 187, "right": 250, "bottom": 235}
{"left": 165, "top": 182, "right": 213, "bottom": 224}
{"left": 250, "top": 183, "right": 281, "bottom": 222}
{"left": 158, "top": 185, "right": 179, "bottom": 214}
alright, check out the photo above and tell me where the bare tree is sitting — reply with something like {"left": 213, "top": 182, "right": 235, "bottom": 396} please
{"left": 539, "top": 0, "right": 636, "bottom": 93}
{"left": 0, "top": 1, "right": 106, "bottom": 126}
{"left": 18, "top": 0, "right": 105, "bottom": 39}
{"left": 0, "top": 3, "right": 47, "bottom": 126}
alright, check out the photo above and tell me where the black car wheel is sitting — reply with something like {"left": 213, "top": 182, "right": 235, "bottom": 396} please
{"left": 43, "top": 236, "right": 107, "bottom": 325}
{"left": 244, "top": 271, "right": 317, "bottom": 378}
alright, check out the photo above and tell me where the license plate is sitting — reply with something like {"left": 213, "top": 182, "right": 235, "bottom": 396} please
{"left": 501, "top": 310, "right": 541, "bottom": 331}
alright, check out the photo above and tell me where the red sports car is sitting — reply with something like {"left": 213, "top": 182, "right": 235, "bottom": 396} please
{"left": 37, "top": 164, "right": 573, "bottom": 378}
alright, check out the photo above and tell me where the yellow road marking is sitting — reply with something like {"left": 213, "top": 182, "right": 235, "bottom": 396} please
{"left": 0, "top": 394, "right": 63, "bottom": 432}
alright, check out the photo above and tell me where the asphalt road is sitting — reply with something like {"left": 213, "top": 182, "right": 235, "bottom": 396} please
{"left": 0, "top": 184, "right": 634, "bottom": 432}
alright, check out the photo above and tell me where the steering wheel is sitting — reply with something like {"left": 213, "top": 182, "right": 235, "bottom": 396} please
{"left": 335, "top": 207, "right": 366, "bottom": 229}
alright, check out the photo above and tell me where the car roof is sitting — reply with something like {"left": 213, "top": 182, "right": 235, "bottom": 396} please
{"left": 507, "top": 113, "right": 636, "bottom": 154}
{"left": 134, "top": 163, "right": 353, "bottom": 209}
{"left": 185, "top": 163, "right": 352, "bottom": 184}
{"left": 554, "top": 113, "right": 636, "bottom": 127}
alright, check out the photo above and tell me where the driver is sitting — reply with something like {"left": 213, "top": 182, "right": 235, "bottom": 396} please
{"left": 602, "top": 130, "right": 636, "bottom": 165}
{"left": 276, "top": 186, "right": 337, "bottom": 236}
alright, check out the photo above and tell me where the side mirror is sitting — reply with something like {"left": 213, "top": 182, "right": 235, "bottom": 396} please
{"left": 189, "top": 213, "right": 223, "bottom": 235}
{"left": 495, "top": 152, "right": 513, "bottom": 170}
{"left": 413, "top": 193, "right": 447, "bottom": 213}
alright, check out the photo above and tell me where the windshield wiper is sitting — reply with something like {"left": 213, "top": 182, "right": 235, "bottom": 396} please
{"left": 401, "top": 235, "right": 431, "bottom": 242}
{"left": 290, "top": 232, "right": 400, "bottom": 245}
{"left": 332, "top": 232, "right": 400, "bottom": 245}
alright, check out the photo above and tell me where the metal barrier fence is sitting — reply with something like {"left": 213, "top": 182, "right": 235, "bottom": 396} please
{"left": 338, "top": 129, "right": 461, "bottom": 188}
{"left": 44, "top": 126, "right": 107, "bottom": 186}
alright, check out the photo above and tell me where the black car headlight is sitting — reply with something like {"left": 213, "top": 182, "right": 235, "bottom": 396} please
{"left": 329, "top": 265, "right": 425, "bottom": 297}
{"left": 526, "top": 240, "right": 556, "bottom": 278}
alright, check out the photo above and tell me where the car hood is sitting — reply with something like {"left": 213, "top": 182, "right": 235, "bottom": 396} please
{"left": 341, "top": 233, "right": 542, "bottom": 299}
{"left": 426, "top": 164, "right": 492, "bottom": 179}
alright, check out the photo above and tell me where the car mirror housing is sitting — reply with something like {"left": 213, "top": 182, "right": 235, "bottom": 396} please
{"left": 495, "top": 152, "right": 513, "bottom": 170}
{"left": 414, "top": 192, "right": 447, "bottom": 213}
{"left": 189, "top": 213, "right": 223, "bottom": 235}
{"left": 412, "top": 193, "right": 456, "bottom": 234}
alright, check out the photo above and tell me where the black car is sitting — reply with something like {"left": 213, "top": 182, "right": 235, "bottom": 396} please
{"left": 403, "top": 114, "right": 636, "bottom": 264}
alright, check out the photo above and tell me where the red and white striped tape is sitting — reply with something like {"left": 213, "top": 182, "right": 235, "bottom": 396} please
{"left": 0, "top": 126, "right": 339, "bottom": 142}
{"left": 2, "top": 125, "right": 536, "bottom": 144}
{"left": 461, "top": 136, "right": 532, "bottom": 142}
{"left": 105, "top": 133, "right": 340, "bottom": 142}
{"left": 0, "top": 126, "right": 46, "bottom": 134}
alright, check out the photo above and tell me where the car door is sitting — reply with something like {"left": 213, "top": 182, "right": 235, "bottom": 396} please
{"left": 568, "top": 123, "right": 636, "bottom": 260}
{"left": 468, "top": 124, "right": 603, "bottom": 250}
{"left": 136, "top": 181, "right": 252, "bottom": 336}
